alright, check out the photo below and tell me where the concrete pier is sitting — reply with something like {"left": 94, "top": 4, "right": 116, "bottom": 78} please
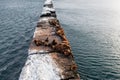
{"left": 19, "top": 0, "right": 80, "bottom": 80}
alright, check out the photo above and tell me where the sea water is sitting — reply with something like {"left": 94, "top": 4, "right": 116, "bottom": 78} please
{"left": 0, "top": 0, "right": 120, "bottom": 80}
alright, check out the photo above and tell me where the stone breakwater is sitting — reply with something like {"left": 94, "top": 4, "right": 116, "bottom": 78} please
{"left": 19, "top": 0, "right": 80, "bottom": 80}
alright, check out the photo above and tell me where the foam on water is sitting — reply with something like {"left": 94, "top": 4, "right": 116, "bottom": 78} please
{"left": 19, "top": 53, "right": 61, "bottom": 80}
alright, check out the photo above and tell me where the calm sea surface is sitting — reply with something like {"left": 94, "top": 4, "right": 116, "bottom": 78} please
{"left": 0, "top": 0, "right": 120, "bottom": 80}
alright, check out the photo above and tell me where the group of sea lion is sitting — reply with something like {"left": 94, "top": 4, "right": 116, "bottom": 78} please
{"left": 33, "top": 18, "right": 73, "bottom": 57}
